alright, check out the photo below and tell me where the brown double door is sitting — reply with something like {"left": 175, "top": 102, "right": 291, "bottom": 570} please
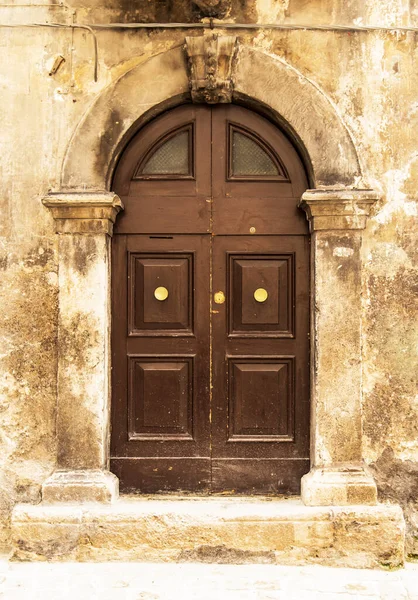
{"left": 111, "top": 104, "right": 310, "bottom": 494}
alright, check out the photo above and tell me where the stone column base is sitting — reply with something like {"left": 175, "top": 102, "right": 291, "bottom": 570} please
{"left": 301, "top": 466, "right": 378, "bottom": 506}
{"left": 42, "top": 470, "right": 119, "bottom": 504}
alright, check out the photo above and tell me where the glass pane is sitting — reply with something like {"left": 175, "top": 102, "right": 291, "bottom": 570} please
{"left": 232, "top": 131, "right": 279, "bottom": 176}
{"left": 141, "top": 130, "right": 189, "bottom": 175}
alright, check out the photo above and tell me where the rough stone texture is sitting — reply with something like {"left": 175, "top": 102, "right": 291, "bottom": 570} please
{"left": 41, "top": 192, "right": 122, "bottom": 476}
{"left": 10, "top": 498, "right": 405, "bottom": 569}
{"left": 192, "top": 1, "right": 232, "bottom": 19}
{"left": 233, "top": 48, "right": 362, "bottom": 187}
{"left": 312, "top": 229, "right": 365, "bottom": 466}
{"left": 299, "top": 190, "right": 378, "bottom": 506}
{"left": 299, "top": 190, "right": 379, "bottom": 232}
{"left": 0, "top": 0, "right": 417, "bottom": 557}
{"left": 56, "top": 232, "right": 111, "bottom": 470}
{"left": 43, "top": 192, "right": 123, "bottom": 235}
{"left": 370, "top": 449, "right": 418, "bottom": 559}
{"left": 185, "top": 33, "right": 238, "bottom": 104}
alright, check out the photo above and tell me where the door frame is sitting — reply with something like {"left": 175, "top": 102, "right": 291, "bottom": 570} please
{"left": 41, "top": 42, "right": 381, "bottom": 506}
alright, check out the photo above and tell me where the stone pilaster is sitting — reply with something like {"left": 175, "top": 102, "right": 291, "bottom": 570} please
{"left": 299, "top": 189, "right": 379, "bottom": 506}
{"left": 41, "top": 192, "right": 123, "bottom": 503}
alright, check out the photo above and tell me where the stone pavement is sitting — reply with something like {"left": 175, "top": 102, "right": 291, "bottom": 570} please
{"left": 0, "top": 561, "right": 417, "bottom": 600}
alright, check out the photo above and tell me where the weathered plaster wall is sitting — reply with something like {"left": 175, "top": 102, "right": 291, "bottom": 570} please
{"left": 0, "top": 0, "right": 417, "bottom": 554}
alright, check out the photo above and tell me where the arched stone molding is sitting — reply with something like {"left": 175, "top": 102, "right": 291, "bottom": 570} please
{"left": 61, "top": 44, "right": 361, "bottom": 191}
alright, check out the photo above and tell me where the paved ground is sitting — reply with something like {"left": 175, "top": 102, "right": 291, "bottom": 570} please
{"left": 0, "top": 562, "right": 417, "bottom": 600}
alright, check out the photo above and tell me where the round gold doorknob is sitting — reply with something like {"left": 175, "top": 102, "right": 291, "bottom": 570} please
{"left": 254, "top": 288, "right": 268, "bottom": 303}
{"left": 154, "top": 286, "right": 169, "bottom": 301}
{"left": 214, "top": 291, "right": 226, "bottom": 304}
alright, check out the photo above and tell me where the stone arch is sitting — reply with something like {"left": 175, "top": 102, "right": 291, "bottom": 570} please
{"left": 61, "top": 44, "right": 361, "bottom": 190}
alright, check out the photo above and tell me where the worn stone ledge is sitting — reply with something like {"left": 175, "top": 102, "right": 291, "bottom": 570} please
{"left": 299, "top": 189, "right": 380, "bottom": 231}
{"left": 11, "top": 497, "right": 405, "bottom": 568}
{"left": 42, "top": 192, "right": 124, "bottom": 235}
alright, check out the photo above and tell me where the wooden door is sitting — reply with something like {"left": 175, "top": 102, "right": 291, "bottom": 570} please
{"left": 111, "top": 104, "right": 310, "bottom": 494}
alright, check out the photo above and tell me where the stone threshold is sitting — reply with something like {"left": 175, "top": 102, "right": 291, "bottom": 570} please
{"left": 11, "top": 496, "right": 405, "bottom": 568}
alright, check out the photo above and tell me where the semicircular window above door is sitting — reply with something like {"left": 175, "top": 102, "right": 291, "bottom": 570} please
{"left": 134, "top": 124, "right": 194, "bottom": 178}
{"left": 229, "top": 125, "right": 289, "bottom": 180}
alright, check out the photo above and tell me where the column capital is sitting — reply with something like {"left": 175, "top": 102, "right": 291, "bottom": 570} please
{"left": 299, "top": 189, "right": 380, "bottom": 232}
{"left": 42, "top": 191, "right": 124, "bottom": 235}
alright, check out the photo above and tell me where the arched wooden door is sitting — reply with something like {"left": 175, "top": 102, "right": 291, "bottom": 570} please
{"left": 111, "top": 104, "right": 310, "bottom": 494}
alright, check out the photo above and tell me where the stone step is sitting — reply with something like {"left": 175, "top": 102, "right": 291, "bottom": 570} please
{"left": 11, "top": 496, "right": 405, "bottom": 568}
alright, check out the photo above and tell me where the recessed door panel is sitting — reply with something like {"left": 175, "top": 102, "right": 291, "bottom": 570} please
{"left": 228, "top": 357, "right": 294, "bottom": 441}
{"left": 129, "top": 253, "right": 193, "bottom": 335}
{"left": 229, "top": 254, "right": 294, "bottom": 337}
{"left": 128, "top": 356, "right": 194, "bottom": 441}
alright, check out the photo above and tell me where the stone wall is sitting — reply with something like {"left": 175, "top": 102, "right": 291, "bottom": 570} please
{"left": 0, "top": 0, "right": 417, "bottom": 556}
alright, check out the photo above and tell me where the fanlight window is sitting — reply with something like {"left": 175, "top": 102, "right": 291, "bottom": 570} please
{"left": 229, "top": 125, "right": 288, "bottom": 180}
{"left": 134, "top": 125, "right": 193, "bottom": 178}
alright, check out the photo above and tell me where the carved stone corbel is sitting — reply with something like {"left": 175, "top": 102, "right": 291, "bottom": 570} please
{"left": 185, "top": 33, "right": 239, "bottom": 104}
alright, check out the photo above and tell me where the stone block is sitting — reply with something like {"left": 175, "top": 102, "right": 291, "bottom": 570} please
{"left": 42, "top": 470, "right": 119, "bottom": 504}
{"left": 12, "top": 505, "right": 83, "bottom": 562}
{"left": 302, "top": 467, "right": 378, "bottom": 506}
{"left": 11, "top": 497, "right": 404, "bottom": 568}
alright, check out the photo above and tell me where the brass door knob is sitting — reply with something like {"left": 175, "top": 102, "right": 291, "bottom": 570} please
{"left": 254, "top": 288, "right": 268, "bottom": 302}
{"left": 154, "top": 286, "right": 169, "bottom": 301}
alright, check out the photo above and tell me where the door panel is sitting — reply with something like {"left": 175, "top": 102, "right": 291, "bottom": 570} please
{"left": 111, "top": 234, "right": 211, "bottom": 493}
{"left": 229, "top": 253, "right": 294, "bottom": 337}
{"left": 128, "top": 356, "right": 194, "bottom": 440}
{"left": 228, "top": 357, "right": 294, "bottom": 440}
{"left": 111, "top": 458, "right": 211, "bottom": 494}
{"left": 129, "top": 253, "right": 193, "bottom": 335}
{"left": 211, "top": 235, "right": 310, "bottom": 493}
{"left": 211, "top": 460, "right": 311, "bottom": 495}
